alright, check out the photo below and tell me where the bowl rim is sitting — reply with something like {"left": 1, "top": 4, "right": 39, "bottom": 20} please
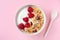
{"left": 15, "top": 5, "right": 46, "bottom": 35}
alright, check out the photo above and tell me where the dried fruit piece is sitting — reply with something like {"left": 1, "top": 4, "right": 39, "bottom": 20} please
{"left": 18, "top": 23, "right": 25, "bottom": 29}
{"left": 25, "top": 22, "right": 30, "bottom": 28}
{"left": 30, "top": 22, "right": 33, "bottom": 25}
{"left": 28, "top": 7, "right": 33, "bottom": 12}
{"left": 23, "top": 17, "right": 29, "bottom": 22}
{"left": 32, "top": 29, "right": 37, "bottom": 33}
{"left": 36, "top": 15, "right": 40, "bottom": 20}
{"left": 28, "top": 13, "right": 34, "bottom": 18}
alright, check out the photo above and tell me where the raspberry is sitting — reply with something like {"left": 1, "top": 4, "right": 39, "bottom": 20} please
{"left": 28, "top": 13, "right": 34, "bottom": 18}
{"left": 18, "top": 23, "right": 25, "bottom": 29}
{"left": 23, "top": 17, "right": 29, "bottom": 22}
{"left": 28, "top": 7, "right": 33, "bottom": 12}
{"left": 25, "top": 22, "right": 30, "bottom": 28}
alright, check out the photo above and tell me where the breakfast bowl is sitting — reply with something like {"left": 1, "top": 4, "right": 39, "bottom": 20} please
{"left": 15, "top": 5, "right": 46, "bottom": 35}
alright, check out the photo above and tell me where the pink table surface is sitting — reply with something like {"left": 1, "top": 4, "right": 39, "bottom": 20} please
{"left": 0, "top": 0, "right": 60, "bottom": 40}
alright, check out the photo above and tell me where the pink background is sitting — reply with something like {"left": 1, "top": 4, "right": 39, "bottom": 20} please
{"left": 0, "top": 0, "right": 60, "bottom": 40}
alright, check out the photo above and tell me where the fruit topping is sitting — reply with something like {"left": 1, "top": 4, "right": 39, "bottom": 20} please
{"left": 25, "top": 22, "right": 30, "bottom": 28}
{"left": 18, "top": 23, "right": 25, "bottom": 29}
{"left": 23, "top": 17, "right": 29, "bottom": 22}
{"left": 28, "top": 7, "right": 33, "bottom": 12}
{"left": 28, "top": 13, "right": 34, "bottom": 18}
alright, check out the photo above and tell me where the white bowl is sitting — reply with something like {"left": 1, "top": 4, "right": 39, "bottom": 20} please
{"left": 15, "top": 5, "right": 46, "bottom": 35}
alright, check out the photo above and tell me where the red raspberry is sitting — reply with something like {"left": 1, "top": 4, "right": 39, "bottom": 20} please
{"left": 18, "top": 23, "right": 25, "bottom": 29}
{"left": 25, "top": 22, "right": 30, "bottom": 28}
{"left": 28, "top": 13, "right": 34, "bottom": 18}
{"left": 23, "top": 17, "right": 29, "bottom": 22}
{"left": 28, "top": 7, "right": 33, "bottom": 12}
